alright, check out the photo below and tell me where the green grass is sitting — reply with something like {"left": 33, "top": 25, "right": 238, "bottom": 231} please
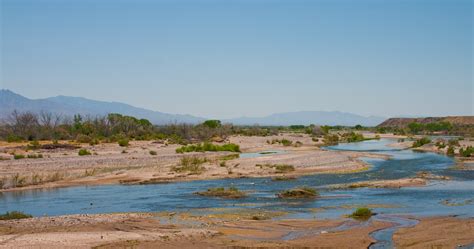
{"left": 349, "top": 207, "right": 373, "bottom": 220}
{"left": 78, "top": 149, "right": 92, "bottom": 156}
{"left": 176, "top": 143, "right": 240, "bottom": 153}
{"left": 0, "top": 211, "right": 32, "bottom": 220}
{"left": 277, "top": 187, "right": 319, "bottom": 199}
{"left": 195, "top": 187, "right": 246, "bottom": 199}
{"left": 13, "top": 154, "right": 25, "bottom": 160}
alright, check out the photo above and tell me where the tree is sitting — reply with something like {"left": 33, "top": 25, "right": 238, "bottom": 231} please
{"left": 202, "top": 120, "right": 222, "bottom": 129}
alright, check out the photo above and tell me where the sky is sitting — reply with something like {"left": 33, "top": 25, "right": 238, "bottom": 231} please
{"left": 0, "top": 0, "right": 472, "bottom": 119}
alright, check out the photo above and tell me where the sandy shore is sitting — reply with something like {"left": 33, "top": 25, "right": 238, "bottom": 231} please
{"left": 1, "top": 212, "right": 472, "bottom": 248}
{"left": 393, "top": 216, "right": 474, "bottom": 248}
{"left": 0, "top": 134, "right": 388, "bottom": 192}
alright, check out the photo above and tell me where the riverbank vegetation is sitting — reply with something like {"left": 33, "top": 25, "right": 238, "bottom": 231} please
{"left": 195, "top": 187, "right": 246, "bottom": 199}
{"left": 277, "top": 187, "right": 319, "bottom": 199}
{"left": 0, "top": 211, "right": 33, "bottom": 220}
{"left": 171, "top": 156, "right": 208, "bottom": 174}
{"left": 175, "top": 143, "right": 240, "bottom": 153}
{"left": 349, "top": 207, "right": 373, "bottom": 220}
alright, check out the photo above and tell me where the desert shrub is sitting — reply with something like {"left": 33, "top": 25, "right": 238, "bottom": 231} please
{"left": 13, "top": 154, "right": 25, "bottom": 160}
{"left": 323, "top": 134, "right": 339, "bottom": 145}
{"left": 277, "top": 187, "right": 318, "bottom": 199}
{"left": 349, "top": 207, "right": 373, "bottom": 220}
{"left": 149, "top": 150, "right": 157, "bottom": 155}
{"left": 459, "top": 146, "right": 474, "bottom": 157}
{"left": 281, "top": 139, "right": 292, "bottom": 146}
{"left": 89, "top": 138, "right": 100, "bottom": 146}
{"left": 6, "top": 134, "right": 23, "bottom": 143}
{"left": 256, "top": 163, "right": 295, "bottom": 173}
{"left": 0, "top": 211, "right": 32, "bottom": 220}
{"left": 172, "top": 156, "right": 207, "bottom": 174}
{"left": 195, "top": 186, "right": 245, "bottom": 199}
{"left": 27, "top": 140, "right": 41, "bottom": 150}
{"left": 27, "top": 154, "right": 43, "bottom": 159}
{"left": 412, "top": 137, "right": 431, "bottom": 148}
{"left": 341, "top": 132, "right": 365, "bottom": 143}
{"left": 118, "top": 139, "right": 129, "bottom": 147}
{"left": 75, "top": 134, "right": 93, "bottom": 144}
{"left": 176, "top": 143, "right": 240, "bottom": 153}
{"left": 448, "top": 139, "right": 460, "bottom": 147}
{"left": 78, "top": 149, "right": 91, "bottom": 156}
{"left": 272, "top": 176, "right": 297, "bottom": 181}
{"left": 447, "top": 146, "right": 455, "bottom": 156}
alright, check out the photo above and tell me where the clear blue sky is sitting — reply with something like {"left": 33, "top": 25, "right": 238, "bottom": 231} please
{"left": 1, "top": 0, "right": 472, "bottom": 118}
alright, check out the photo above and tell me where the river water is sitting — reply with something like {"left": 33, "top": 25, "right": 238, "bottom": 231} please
{"left": 1, "top": 139, "right": 473, "bottom": 247}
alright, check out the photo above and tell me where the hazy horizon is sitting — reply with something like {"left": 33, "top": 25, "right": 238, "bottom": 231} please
{"left": 1, "top": 0, "right": 473, "bottom": 119}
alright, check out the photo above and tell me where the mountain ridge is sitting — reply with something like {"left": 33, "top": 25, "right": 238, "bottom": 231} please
{"left": 0, "top": 89, "right": 385, "bottom": 126}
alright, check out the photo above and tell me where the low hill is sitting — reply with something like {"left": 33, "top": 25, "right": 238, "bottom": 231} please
{"left": 377, "top": 116, "right": 474, "bottom": 128}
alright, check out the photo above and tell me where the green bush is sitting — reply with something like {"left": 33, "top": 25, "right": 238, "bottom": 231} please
{"left": 13, "top": 154, "right": 25, "bottom": 160}
{"left": 349, "top": 207, "right": 373, "bottom": 220}
{"left": 78, "top": 149, "right": 92, "bottom": 156}
{"left": 202, "top": 120, "right": 222, "bottom": 128}
{"left": 412, "top": 137, "right": 431, "bottom": 148}
{"left": 277, "top": 187, "right": 318, "bottom": 199}
{"left": 118, "top": 139, "right": 129, "bottom": 147}
{"left": 459, "top": 146, "right": 474, "bottom": 157}
{"left": 0, "top": 211, "right": 32, "bottom": 220}
{"left": 176, "top": 143, "right": 240, "bottom": 153}
{"left": 149, "top": 150, "right": 157, "bottom": 155}
{"left": 447, "top": 146, "right": 455, "bottom": 156}
{"left": 195, "top": 186, "right": 246, "bottom": 199}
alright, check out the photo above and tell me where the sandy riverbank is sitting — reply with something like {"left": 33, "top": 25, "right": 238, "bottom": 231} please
{"left": 0, "top": 212, "right": 472, "bottom": 248}
{"left": 0, "top": 134, "right": 389, "bottom": 192}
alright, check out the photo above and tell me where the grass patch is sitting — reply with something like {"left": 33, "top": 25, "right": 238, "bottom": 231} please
{"left": 78, "top": 149, "right": 92, "bottom": 156}
{"left": 149, "top": 150, "right": 157, "bottom": 155}
{"left": 277, "top": 187, "right": 319, "bottom": 199}
{"left": 0, "top": 211, "right": 32, "bottom": 220}
{"left": 176, "top": 143, "right": 240, "bottom": 153}
{"left": 13, "top": 154, "right": 25, "bottom": 160}
{"left": 195, "top": 187, "right": 246, "bottom": 199}
{"left": 219, "top": 154, "right": 240, "bottom": 160}
{"left": 172, "top": 156, "right": 207, "bottom": 174}
{"left": 271, "top": 176, "right": 297, "bottom": 181}
{"left": 27, "top": 154, "right": 43, "bottom": 159}
{"left": 349, "top": 207, "right": 373, "bottom": 220}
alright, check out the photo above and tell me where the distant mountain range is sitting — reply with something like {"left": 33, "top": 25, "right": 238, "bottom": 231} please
{"left": 0, "top": 89, "right": 386, "bottom": 126}
{"left": 0, "top": 89, "right": 203, "bottom": 124}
